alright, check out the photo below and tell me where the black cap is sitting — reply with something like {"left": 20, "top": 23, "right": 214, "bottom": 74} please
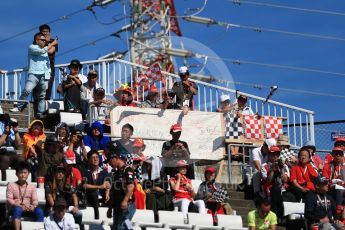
{"left": 55, "top": 165, "right": 66, "bottom": 173}
{"left": 72, "top": 129, "right": 82, "bottom": 136}
{"left": 314, "top": 176, "right": 328, "bottom": 186}
{"left": 68, "top": 59, "right": 82, "bottom": 70}
{"left": 45, "top": 135, "right": 58, "bottom": 144}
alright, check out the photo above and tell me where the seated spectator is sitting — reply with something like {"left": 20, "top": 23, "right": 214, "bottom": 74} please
{"left": 248, "top": 198, "right": 277, "bottom": 230}
{"left": 169, "top": 160, "right": 206, "bottom": 222}
{"left": 113, "top": 83, "right": 136, "bottom": 107}
{"left": 0, "top": 114, "right": 21, "bottom": 180}
{"left": 304, "top": 140, "right": 323, "bottom": 171}
{"left": 162, "top": 123, "right": 194, "bottom": 179}
{"left": 62, "top": 59, "right": 87, "bottom": 112}
{"left": 54, "top": 122, "right": 70, "bottom": 149}
{"left": 112, "top": 123, "right": 135, "bottom": 154}
{"left": 324, "top": 137, "right": 345, "bottom": 166}
{"left": 82, "top": 150, "right": 111, "bottom": 219}
{"left": 140, "top": 84, "right": 161, "bottom": 108}
{"left": 63, "top": 151, "right": 82, "bottom": 190}
{"left": 36, "top": 135, "right": 64, "bottom": 179}
{"left": 45, "top": 165, "right": 83, "bottom": 229}
{"left": 142, "top": 156, "right": 173, "bottom": 215}
{"left": 305, "top": 176, "right": 344, "bottom": 230}
{"left": 23, "top": 119, "right": 46, "bottom": 182}
{"left": 64, "top": 129, "right": 90, "bottom": 171}
{"left": 44, "top": 197, "right": 78, "bottom": 230}
{"left": 322, "top": 147, "right": 345, "bottom": 208}
{"left": 195, "top": 167, "right": 233, "bottom": 224}
{"left": 216, "top": 95, "right": 232, "bottom": 113}
{"left": 170, "top": 66, "right": 198, "bottom": 110}
{"left": 261, "top": 146, "right": 288, "bottom": 218}
{"left": 84, "top": 121, "right": 110, "bottom": 166}
{"left": 232, "top": 94, "right": 254, "bottom": 116}
{"left": 6, "top": 162, "right": 44, "bottom": 230}
{"left": 288, "top": 147, "right": 318, "bottom": 202}
{"left": 80, "top": 69, "right": 100, "bottom": 119}
{"left": 89, "top": 87, "right": 112, "bottom": 133}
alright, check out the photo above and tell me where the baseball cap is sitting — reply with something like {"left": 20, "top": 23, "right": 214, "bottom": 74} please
{"left": 176, "top": 160, "right": 188, "bottom": 167}
{"left": 265, "top": 138, "right": 277, "bottom": 149}
{"left": 205, "top": 167, "right": 216, "bottom": 173}
{"left": 237, "top": 95, "right": 247, "bottom": 101}
{"left": 170, "top": 124, "right": 182, "bottom": 133}
{"left": 220, "top": 95, "right": 230, "bottom": 103}
{"left": 45, "top": 135, "right": 59, "bottom": 144}
{"left": 148, "top": 85, "right": 159, "bottom": 94}
{"left": 178, "top": 66, "right": 189, "bottom": 75}
{"left": 55, "top": 165, "right": 66, "bottom": 173}
{"left": 132, "top": 138, "right": 145, "bottom": 148}
{"left": 64, "top": 150, "right": 76, "bottom": 164}
{"left": 332, "top": 147, "right": 344, "bottom": 155}
{"left": 269, "top": 146, "right": 281, "bottom": 153}
{"left": 313, "top": 176, "right": 329, "bottom": 186}
{"left": 72, "top": 129, "right": 83, "bottom": 136}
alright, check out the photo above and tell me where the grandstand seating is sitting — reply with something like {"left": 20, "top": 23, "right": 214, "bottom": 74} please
{"left": 283, "top": 201, "right": 305, "bottom": 220}
{"left": 132, "top": 209, "right": 162, "bottom": 228}
{"left": 158, "top": 210, "right": 192, "bottom": 229}
{"left": 217, "top": 214, "right": 246, "bottom": 230}
{"left": 21, "top": 221, "right": 44, "bottom": 230}
{"left": 187, "top": 213, "right": 221, "bottom": 229}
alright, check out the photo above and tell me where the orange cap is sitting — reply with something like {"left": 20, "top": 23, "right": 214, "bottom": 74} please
{"left": 132, "top": 138, "right": 145, "bottom": 148}
{"left": 170, "top": 124, "right": 182, "bottom": 133}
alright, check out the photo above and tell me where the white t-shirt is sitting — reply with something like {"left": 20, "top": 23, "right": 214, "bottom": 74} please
{"left": 44, "top": 213, "right": 78, "bottom": 230}
{"left": 250, "top": 147, "right": 267, "bottom": 171}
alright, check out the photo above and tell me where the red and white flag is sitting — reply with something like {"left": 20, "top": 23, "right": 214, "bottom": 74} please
{"left": 264, "top": 116, "right": 283, "bottom": 139}
{"left": 244, "top": 115, "right": 262, "bottom": 139}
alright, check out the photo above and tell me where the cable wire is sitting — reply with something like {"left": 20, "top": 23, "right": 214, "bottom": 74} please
{"left": 0, "top": 8, "right": 87, "bottom": 44}
{"left": 171, "top": 0, "right": 208, "bottom": 18}
{"left": 206, "top": 56, "right": 345, "bottom": 78}
{"left": 230, "top": 0, "right": 345, "bottom": 17}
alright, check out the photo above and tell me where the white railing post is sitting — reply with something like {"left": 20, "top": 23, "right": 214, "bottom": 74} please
{"left": 309, "top": 113, "right": 315, "bottom": 144}
{"left": 102, "top": 61, "right": 107, "bottom": 90}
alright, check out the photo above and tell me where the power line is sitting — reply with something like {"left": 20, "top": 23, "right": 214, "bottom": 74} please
{"left": 229, "top": 0, "right": 345, "bottom": 17}
{"left": 0, "top": 8, "right": 87, "bottom": 44}
{"left": 206, "top": 56, "right": 345, "bottom": 78}
{"left": 183, "top": 16, "right": 345, "bottom": 42}
{"left": 214, "top": 78, "right": 345, "bottom": 99}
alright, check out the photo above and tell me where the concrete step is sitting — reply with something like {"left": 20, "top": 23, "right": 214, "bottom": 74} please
{"left": 227, "top": 191, "right": 245, "bottom": 200}
{"left": 228, "top": 198, "right": 255, "bottom": 209}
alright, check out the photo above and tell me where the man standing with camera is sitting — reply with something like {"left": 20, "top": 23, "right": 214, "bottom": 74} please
{"left": 10, "top": 32, "right": 58, "bottom": 118}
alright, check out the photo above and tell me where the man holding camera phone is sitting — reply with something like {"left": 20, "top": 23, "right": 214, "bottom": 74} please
{"left": 0, "top": 114, "right": 21, "bottom": 180}
{"left": 10, "top": 32, "right": 58, "bottom": 118}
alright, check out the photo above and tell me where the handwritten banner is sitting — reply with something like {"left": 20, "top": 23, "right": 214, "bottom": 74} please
{"left": 110, "top": 106, "right": 225, "bottom": 160}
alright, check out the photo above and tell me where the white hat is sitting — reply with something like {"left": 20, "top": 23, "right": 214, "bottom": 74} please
{"left": 220, "top": 95, "right": 230, "bottom": 103}
{"left": 178, "top": 66, "right": 189, "bottom": 75}
{"left": 265, "top": 138, "right": 277, "bottom": 149}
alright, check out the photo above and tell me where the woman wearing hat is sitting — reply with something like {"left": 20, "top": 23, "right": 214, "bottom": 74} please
{"left": 195, "top": 167, "right": 233, "bottom": 224}
{"left": 139, "top": 84, "right": 161, "bottom": 108}
{"left": 113, "top": 83, "right": 137, "bottom": 107}
{"left": 62, "top": 59, "right": 87, "bottom": 112}
{"left": 169, "top": 160, "right": 206, "bottom": 222}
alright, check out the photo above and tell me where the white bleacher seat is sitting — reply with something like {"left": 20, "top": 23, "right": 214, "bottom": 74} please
{"left": 132, "top": 209, "right": 162, "bottom": 228}
{"left": 5, "top": 169, "right": 32, "bottom": 183}
{"left": 37, "top": 188, "right": 45, "bottom": 205}
{"left": 98, "top": 207, "right": 113, "bottom": 226}
{"left": 187, "top": 213, "right": 221, "bottom": 230}
{"left": 158, "top": 210, "right": 192, "bottom": 229}
{"left": 283, "top": 202, "right": 305, "bottom": 220}
{"left": 46, "top": 100, "right": 64, "bottom": 114}
{"left": 80, "top": 207, "right": 102, "bottom": 225}
{"left": 0, "top": 186, "right": 6, "bottom": 203}
{"left": 217, "top": 215, "right": 246, "bottom": 230}
{"left": 21, "top": 221, "right": 44, "bottom": 230}
{"left": 191, "top": 179, "right": 202, "bottom": 193}
{"left": 60, "top": 112, "right": 83, "bottom": 126}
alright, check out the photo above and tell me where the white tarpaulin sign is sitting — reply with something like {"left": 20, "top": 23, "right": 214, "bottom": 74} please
{"left": 110, "top": 106, "right": 225, "bottom": 160}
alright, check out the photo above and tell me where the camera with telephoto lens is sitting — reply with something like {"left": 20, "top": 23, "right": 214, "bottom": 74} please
{"left": 4, "top": 118, "right": 18, "bottom": 129}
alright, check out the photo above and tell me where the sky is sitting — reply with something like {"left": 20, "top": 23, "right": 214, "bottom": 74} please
{"left": 0, "top": 0, "right": 344, "bottom": 122}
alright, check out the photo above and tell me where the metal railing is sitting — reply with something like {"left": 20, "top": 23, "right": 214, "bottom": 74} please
{"left": 0, "top": 57, "right": 315, "bottom": 147}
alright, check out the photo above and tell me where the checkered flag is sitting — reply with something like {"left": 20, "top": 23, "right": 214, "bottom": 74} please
{"left": 126, "top": 154, "right": 134, "bottom": 166}
{"left": 264, "top": 116, "right": 283, "bottom": 139}
{"left": 280, "top": 148, "right": 296, "bottom": 162}
{"left": 212, "top": 187, "right": 229, "bottom": 203}
{"left": 244, "top": 115, "right": 262, "bottom": 139}
{"left": 225, "top": 113, "right": 243, "bottom": 139}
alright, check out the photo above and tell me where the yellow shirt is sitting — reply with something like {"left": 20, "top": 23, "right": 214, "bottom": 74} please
{"left": 248, "top": 210, "right": 277, "bottom": 230}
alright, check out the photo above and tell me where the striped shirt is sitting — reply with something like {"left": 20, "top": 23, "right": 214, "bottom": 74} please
{"left": 6, "top": 182, "right": 38, "bottom": 208}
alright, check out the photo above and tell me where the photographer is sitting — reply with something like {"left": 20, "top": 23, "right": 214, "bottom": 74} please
{"left": 0, "top": 114, "right": 21, "bottom": 180}
{"left": 261, "top": 146, "right": 289, "bottom": 218}
{"left": 10, "top": 32, "right": 58, "bottom": 118}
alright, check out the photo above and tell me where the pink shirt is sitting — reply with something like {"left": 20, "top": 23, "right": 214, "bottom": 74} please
{"left": 6, "top": 182, "right": 38, "bottom": 208}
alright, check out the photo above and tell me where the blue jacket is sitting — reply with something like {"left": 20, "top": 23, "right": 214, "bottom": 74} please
{"left": 28, "top": 44, "right": 50, "bottom": 79}
{"left": 84, "top": 121, "right": 110, "bottom": 151}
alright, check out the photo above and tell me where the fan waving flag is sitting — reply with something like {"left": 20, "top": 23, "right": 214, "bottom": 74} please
{"left": 225, "top": 113, "right": 243, "bottom": 139}
{"left": 136, "top": 62, "right": 162, "bottom": 88}
{"left": 264, "top": 116, "right": 283, "bottom": 139}
{"left": 244, "top": 115, "right": 262, "bottom": 139}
